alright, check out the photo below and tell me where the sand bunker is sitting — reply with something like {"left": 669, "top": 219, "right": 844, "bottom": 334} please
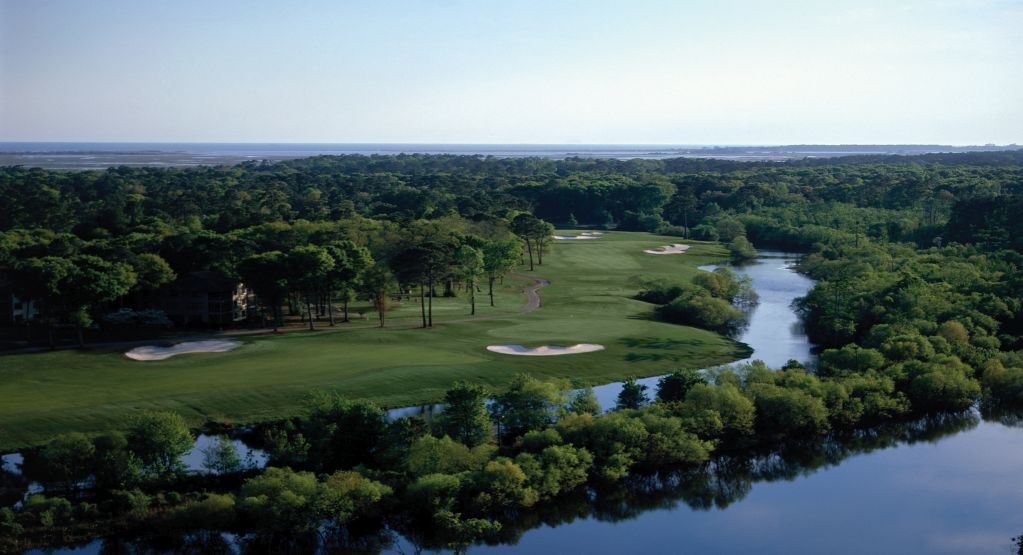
{"left": 125, "top": 340, "right": 242, "bottom": 361}
{"left": 554, "top": 231, "right": 605, "bottom": 240}
{"left": 644, "top": 243, "right": 690, "bottom": 255}
{"left": 487, "top": 344, "right": 605, "bottom": 356}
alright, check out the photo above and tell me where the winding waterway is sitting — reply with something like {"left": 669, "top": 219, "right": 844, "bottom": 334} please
{"left": 383, "top": 252, "right": 1023, "bottom": 554}
{"left": 15, "top": 252, "right": 1023, "bottom": 554}
{"left": 590, "top": 251, "right": 815, "bottom": 409}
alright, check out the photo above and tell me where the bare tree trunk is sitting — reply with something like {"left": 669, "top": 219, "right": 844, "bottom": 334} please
{"left": 428, "top": 273, "right": 434, "bottom": 327}
{"left": 536, "top": 238, "right": 544, "bottom": 265}
{"left": 489, "top": 275, "right": 495, "bottom": 307}
{"left": 470, "top": 278, "right": 476, "bottom": 315}
{"left": 525, "top": 239, "right": 534, "bottom": 271}
{"left": 420, "top": 284, "right": 427, "bottom": 328}
{"left": 327, "top": 292, "right": 335, "bottom": 326}
{"left": 305, "top": 293, "right": 314, "bottom": 330}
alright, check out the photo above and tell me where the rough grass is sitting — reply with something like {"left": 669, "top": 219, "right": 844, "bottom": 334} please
{"left": 0, "top": 232, "right": 750, "bottom": 450}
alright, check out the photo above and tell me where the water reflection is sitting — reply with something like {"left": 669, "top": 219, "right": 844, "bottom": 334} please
{"left": 180, "top": 433, "right": 268, "bottom": 472}
{"left": 28, "top": 410, "right": 1018, "bottom": 555}
{"left": 16, "top": 251, "right": 1023, "bottom": 554}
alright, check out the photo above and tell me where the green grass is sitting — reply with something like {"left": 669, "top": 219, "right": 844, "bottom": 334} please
{"left": 0, "top": 232, "right": 751, "bottom": 450}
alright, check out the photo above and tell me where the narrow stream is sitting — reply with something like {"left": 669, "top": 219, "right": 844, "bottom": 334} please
{"left": 590, "top": 251, "right": 814, "bottom": 409}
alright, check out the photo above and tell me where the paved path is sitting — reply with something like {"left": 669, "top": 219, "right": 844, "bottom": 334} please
{"left": 1, "top": 274, "right": 551, "bottom": 355}
{"left": 518, "top": 276, "right": 550, "bottom": 313}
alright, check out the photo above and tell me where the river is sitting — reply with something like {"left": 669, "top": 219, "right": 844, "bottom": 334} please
{"left": 15, "top": 252, "right": 1023, "bottom": 554}
{"left": 384, "top": 252, "right": 1023, "bottom": 554}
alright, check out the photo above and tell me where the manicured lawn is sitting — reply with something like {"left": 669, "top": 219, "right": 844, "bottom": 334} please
{"left": 0, "top": 232, "right": 751, "bottom": 450}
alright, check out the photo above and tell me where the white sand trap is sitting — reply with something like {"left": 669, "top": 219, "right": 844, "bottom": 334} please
{"left": 487, "top": 344, "right": 605, "bottom": 356}
{"left": 125, "top": 340, "right": 242, "bottom": 361}
{"left": 644, "top": 243, "right": 691, "bottom": 255}
{"left": 554, "top": 235, "right": 600, "bottom": 240}
{"left": 580, "top": 231, "right": 606, "bottom": 236}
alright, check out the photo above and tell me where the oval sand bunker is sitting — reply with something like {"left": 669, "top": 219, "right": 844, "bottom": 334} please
{"left": 644, "top": 243, "right": 690, "bottom": 254}
{"left": 487, "top": 344, "right": 605, "bottom": 356}
{"left": 554, "top": 231, "right": 605, "bottom": 240}
{"left": 125, "top": 340, "right": 242, "bottom": 361}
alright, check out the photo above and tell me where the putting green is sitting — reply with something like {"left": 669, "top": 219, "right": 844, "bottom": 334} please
{"left": 0, "top": 232, "right": 750, "bottom": 450}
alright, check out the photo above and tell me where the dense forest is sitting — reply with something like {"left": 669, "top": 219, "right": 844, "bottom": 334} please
{"left": 2, "top": 151, "right": 1020, "bottom": 343}
{"left": 1, "top": 151, "right": 1022, "bottom": 551}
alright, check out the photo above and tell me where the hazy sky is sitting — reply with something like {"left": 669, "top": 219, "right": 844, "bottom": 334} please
{"left": 1, "top": 0, "right": 1021, "bottom": 144}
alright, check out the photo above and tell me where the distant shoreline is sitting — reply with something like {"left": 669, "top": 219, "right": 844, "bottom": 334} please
{"left": 0, "top": 143, "right": 1020, "bottom": 170}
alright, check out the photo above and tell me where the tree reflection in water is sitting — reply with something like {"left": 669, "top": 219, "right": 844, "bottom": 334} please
{"left": 63, "top": 410, "right": 983, "bottom": 555}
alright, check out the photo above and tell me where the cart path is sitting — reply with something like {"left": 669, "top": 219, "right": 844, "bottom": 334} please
{"left": 518, "top": 275, "right": 550, "bottom": 313}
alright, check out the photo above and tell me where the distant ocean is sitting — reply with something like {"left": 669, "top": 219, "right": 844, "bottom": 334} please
{"left": 0, "top": 142, "right": 723, "bottom": 158}
{"left": 0, "top": 142, "right": 1018, "bottom": 170}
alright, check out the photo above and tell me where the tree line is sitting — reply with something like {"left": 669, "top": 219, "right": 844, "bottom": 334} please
{"left": 2, "top": 348, "right": 1001, "bottom": 552}
{"left": 1, "top": 212, "right": 563, "bottom": 345}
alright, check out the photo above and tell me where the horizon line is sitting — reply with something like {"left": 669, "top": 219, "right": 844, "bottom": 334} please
{"left": 1, "top": 141, "right": 1020, "bottom": 148}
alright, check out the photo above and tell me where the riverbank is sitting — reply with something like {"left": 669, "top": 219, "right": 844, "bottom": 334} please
{"left": 9, "top": 250, "right": 1023, "bottom": 555}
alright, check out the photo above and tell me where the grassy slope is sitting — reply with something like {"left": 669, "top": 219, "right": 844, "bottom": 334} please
{"left": 0, "top": 232, "right": 751, "bottom": 450}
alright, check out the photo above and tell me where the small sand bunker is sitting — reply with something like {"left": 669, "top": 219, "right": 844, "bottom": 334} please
{"left": 125, "top": 340, "right": 242, "bottom": 361}
{"left": 554, "top": 231, "right": 605, "bottom": 240}
{"left": 487, "top": 344, "right": 605, "bottom": 356}
{"left": 644, "top": 243, "right": 690, "bottom": 255}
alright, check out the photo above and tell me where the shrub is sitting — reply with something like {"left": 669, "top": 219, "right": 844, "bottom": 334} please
{"left": 691, "top": 224, "right": 719, "bottom": 241}
{"left": 728, "top": 236, "right": 758, "bottom": 260}
{"left": 318, "top": 470, "right": 393, "bottom": 524}
{"left": 635, "top": 278, "right": 704, "bottom": 305}
{"left": 657, "top": 294, "right": 744, "bottom": 332}
{"left": 749, "top": 383, "right": 830, "bottom": 439}
{"left": 692, "top": 268, "right": 742, "bottom": 300}
{"left": 616, "top": 378, "right": 649, "bottom": 410}
{"left": 406, "top": 473, "right": 464, "bottom": 515}
{"left": 656, "top": 369, "right": 707, "bottom": 403}
{"left": 682, "top": 383, "right": 755, "bottom": 439}
{"left": 515, "top": 445, "right": 593, "bottom": 499}
{"left": 819, "top": 344, "right": 886, "bottom": 375}
{"left": 238, "top": 467, "right": 320, "bottom": 532}
{"left": 404, "top": 436, "right": 493, "bottom": 477}
{"left": 127, "top": 411, "right": 194, "bottom": 478}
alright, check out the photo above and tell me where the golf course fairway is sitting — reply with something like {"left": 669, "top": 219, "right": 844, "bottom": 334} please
{"left": 0, "top": 232, "right": 751, "bottom": 450}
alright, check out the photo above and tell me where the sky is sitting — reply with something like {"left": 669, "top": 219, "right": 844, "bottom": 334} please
{"left": 1, "top": 0, "right": 1021, "bottom": 144}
